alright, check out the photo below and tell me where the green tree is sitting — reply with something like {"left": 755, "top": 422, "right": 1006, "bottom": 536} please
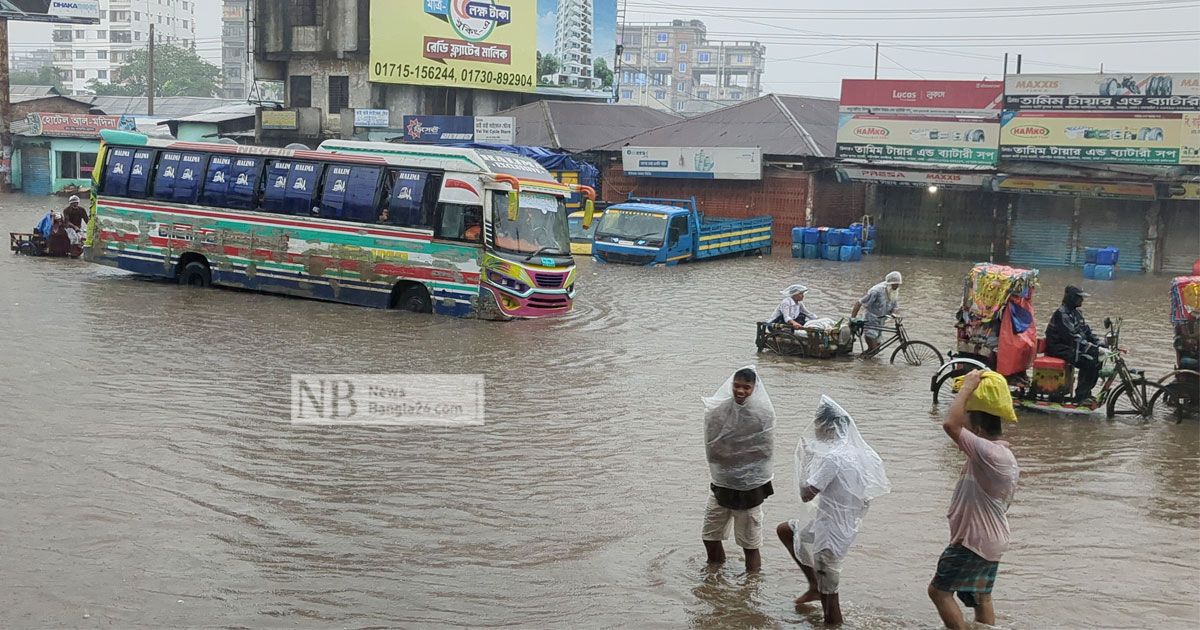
{"left": 537, "top": 53, "right": 560, "bottom": 82}
{"left": 88, "top": 45, "right": 220, "bottom": 97}
{"left": 593, "top": 57, "right": 613, "bottom": 89}
{"left": 11, "top": 65, "right": 64, "bottom": 92}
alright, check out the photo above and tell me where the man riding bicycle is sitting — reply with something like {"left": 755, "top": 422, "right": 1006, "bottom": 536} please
{"left": 851, "top": 271, "right": 902, "bottom": 355}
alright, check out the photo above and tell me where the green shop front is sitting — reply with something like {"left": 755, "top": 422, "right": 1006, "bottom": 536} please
{"left": 10, "top": 113, "right": 136, "bottom": 196}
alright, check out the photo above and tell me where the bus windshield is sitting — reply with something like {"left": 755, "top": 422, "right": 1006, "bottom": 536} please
{"left": 569, "top": 213, "right": 601, "bottom": 242}
{"left": 493, "top": 192, "right": 571, "bottom": 256}
{"left": 594, "top": 208, "right": 668, "bottom": 246}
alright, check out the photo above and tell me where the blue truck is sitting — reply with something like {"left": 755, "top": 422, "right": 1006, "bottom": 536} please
{"left": 591, "top": 196, "right": 773, "bottom": 266}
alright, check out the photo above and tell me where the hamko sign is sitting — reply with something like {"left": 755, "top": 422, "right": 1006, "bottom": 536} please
{"left": 999, "top": 111, "right": 1200, "bottom": 165}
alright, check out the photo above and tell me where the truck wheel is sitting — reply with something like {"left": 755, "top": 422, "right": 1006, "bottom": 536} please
{"left": 394, "top": 285, "right": 433, "bottom": 313}
{"left": 178, "top": 261, "right": 211, "bottom": 287}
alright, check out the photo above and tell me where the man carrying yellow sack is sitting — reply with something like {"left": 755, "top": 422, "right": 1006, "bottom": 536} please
{"left": 928, "top": 370, "right": 1020, "bottom": 630}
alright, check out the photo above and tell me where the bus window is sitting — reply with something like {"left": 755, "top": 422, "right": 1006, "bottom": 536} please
{"left": 319, "top": 165, "right": 351, "bottom": 219}
{"left": 127, "top": 149, "right": 155, "bottom": 198}
{"left": 152, "top": 150, "right": 206, "bottom": 203}
{"left": 228, "top": 157, "right": 262, "bottom": 210}
{"left": 201, "top": 155, "right": 233, "bottom": 206}
{"left": 262, "top": 160, "right": 293, "bottom": 212}
{"left": 436, "top": 203, "right": 482, "bottom": 243}
{"left": 101, "top": 147, "right": 135, "bottom": 196}
{"left": 383, "top": 169, "right": 433, "bottom": 228}
{"left": 345, "top": 166, "right": 383, "bottom": 222}
{"left": 285, "top": 162, "right": 320, "bottom": 215}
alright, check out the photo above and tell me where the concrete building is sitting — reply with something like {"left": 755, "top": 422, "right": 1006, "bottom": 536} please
{"left": 10, "top": 48, "right": 53, "bottom": 73}
{"left": 50, "top": 0, "right": 198, "bottom": 96}
{"left": 550, "top": 0, "right": 595, "bottom": 90}
{"left": 221, "top": 0, "right": 251, "bottom": 99}
{"left": 616, "top": 20, "right": 765, "bottom": 114}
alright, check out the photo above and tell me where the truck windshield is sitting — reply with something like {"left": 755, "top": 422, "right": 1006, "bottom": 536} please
{"left": 492, "top": 192, "right": 571, "bottom": 256}
{"left": 594, "top": 209, "right": 668, "bottom": 245}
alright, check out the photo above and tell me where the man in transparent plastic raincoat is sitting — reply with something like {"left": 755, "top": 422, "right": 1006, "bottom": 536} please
{"left": 702, "top": 367, "right": 775, "bottom": 573}
{"left": 777, "top": 396, "right": 891, "bottom": 625}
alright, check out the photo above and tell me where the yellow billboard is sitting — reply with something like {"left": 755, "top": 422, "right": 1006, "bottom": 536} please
{"left": 370, "top": 0, "right": 536, "bottom": 93}
{"left": 1000, "top": 111, "right": 1199, "bottom": 165}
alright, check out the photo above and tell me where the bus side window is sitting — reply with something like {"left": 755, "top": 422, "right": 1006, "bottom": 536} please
{"left": 229, "top": 157, "right": 263, "bottom": 210}
{"left": 127, "top": 149, "right": 155, "bottom": 198}
{"left": 101, "top": 147, "right": 135, "bottom": 196}
{"left": 345, "top": 166, "right": 383, "bottom": 222}
{"left": 383, "top": 168, "right": 433, "bottom": 228}
{"left": 319, "top": 165, "right": 351, "bottom": 219}
{"left": 201, "top": 155, "right": 233, "bottom": 206}
{"left": 285, "top": 162, "right": 321, "bottom": 215}
{"left": 262, "top": 160, "right": 293, "bottom": 213}
{"left": 172, "top": 152, "right": 207, "bottom": 204}
{"left": 435, "top": 203, "right": 482, "bottom": 242}
{"left": 152, "top": 151, "right": 183, "bottom": 201}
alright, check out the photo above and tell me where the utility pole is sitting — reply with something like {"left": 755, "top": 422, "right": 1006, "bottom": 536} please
{"left": 1003, "top": 53, "right": 1009, "bottom": 79}
{"left": 1016, "top": 54, "right": 1022, "bottom": 74}
{"left": 873, "top": 43, "right": 879, "bottom": 79}
{"left": 148, "top": 23, "right": 155, "bottom": 115}
{"left": 0, "top": 18, "right": 11, "bottom": 193}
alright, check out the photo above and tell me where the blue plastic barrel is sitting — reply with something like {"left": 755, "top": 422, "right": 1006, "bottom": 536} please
{"left": 827, "top": 230, "right": 844, "bottom": 247}
{"left": 847, "top": 225, "right": 863, "bottom": 243}
{"left": 841, "top": 245, "right": 856, "bottom": 261}
{"left": 863, "top": 239, "right": 876, "bottom": 254}
{"left": 803, "top": 227, "right": 821, "bottom": 244}
{"left": 1083, "top": 263, "right": 1097, "bottom": 279}
{"left": 1097, "top": 247, "right": 1119, "bottom": 265}
{"left": 792, "top": 243, "right": 803, "bottom": 258}
{"left": 1084, "top": 247, "right": 1101, "bottom": 264}
{"left": 792, "top": 227, "right": 804, "bottom": 246}
{"left": 824, "top": 244, "right": 841, "bottom": 261}
{"left": 868, "top": 225, "right": 878, "bottom": 240}
{"left": 817, "top": 227, "right": 829, "bottom": 243}
{"left": 1094, "top": 264, "right": 1116, "bottom": 280}
{"left": 803, "top": 244, "right": 819, "bottom": 259}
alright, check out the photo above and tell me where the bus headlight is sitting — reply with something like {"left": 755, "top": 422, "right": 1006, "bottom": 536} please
{"left": 486, "top": 270, "right": 529, "bottom": 294}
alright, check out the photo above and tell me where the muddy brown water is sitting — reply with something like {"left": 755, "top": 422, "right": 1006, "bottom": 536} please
{"left": 1, "top": 195, "right": 1197, "bottom": 629}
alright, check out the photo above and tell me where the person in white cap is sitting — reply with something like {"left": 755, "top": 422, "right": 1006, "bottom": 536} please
{"left": 852, "top": 271, "right": 903, "bottom": 354}
{"left": 62, "top": 194, "right": 88, "bottom": 250}
{"left": 771, "top": 284, "right": 818, "bottom": 330}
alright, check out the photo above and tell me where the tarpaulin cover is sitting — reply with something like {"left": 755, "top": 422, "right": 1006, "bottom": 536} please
{"left": 997, "top": 296, "right": 1037, "bottom": 376}
{"left": 1171, "top": 276, "right": 1200, "bottom": 324}
{"left": 964, "top": 264, "right": 1039, "bottom": 323}
{"left": 455, "top": 143, "right": 599, "bottom": 189}
{"left": 704, "top": 367, "right": 775, "bottom": 491}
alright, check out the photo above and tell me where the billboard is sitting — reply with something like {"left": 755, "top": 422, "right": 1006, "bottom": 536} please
{"left": 1005, "top": 73, "right": 1200, "bottom": 111}
{"left": 839, "top": 79, "right": 1004, "bottom": 117}
{"left": 11, "top": 112, "right": 135, "bottom": 137}
{"left": 835, "top": 166, "right": 990, "bottom": 189}
{"left": 621, "top": 147, "right": 762, "bottom": 180}
{"left": 999, "top": 111, "right": 1200, "bottom": 165}
{"left": 369, "top": 1, "right": 617, "bottom": 98}
{"left": 354, "top": 109, "right": 391, "bottom": 128}
{"left": 0, "top": 0, "right": 99, "bottom": 23}
{"left": 836, "top": 114, "right": 1000, "bottom": 167}
{"left": 400, "top": 115, "right": 515, "bottom": 144}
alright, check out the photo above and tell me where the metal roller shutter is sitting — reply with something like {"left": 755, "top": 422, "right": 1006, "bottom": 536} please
{"left": 941, "top": 191, "right": 1001, "bottom": 261}
{"left": 1077, "top": 198, "right": 1147, "bottom": 272}
{"left": 1160, "top": 200, "right": 1200, "bottom": 274}
{"left": 878, "top": 186, "right": 940, "bottom": 257}
{"left": 21, "top": 147, "right": 51, "bottom": 196}
{"left": 1009, "top": 195, "right": 1074, "bottom": 268}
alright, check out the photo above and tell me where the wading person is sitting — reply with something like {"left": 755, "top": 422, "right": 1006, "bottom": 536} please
{"left": 703, "top": 366, "right": 775, "bottom": 573}
{"left": 851, "top": 271, "right": 902, "bottom": 354}
{"left": 770, "top": 284, "right": 817, "bottom": 330}
{"left": 62, "top": 195, "right": 88, "bottom": 253}
{"left": 929, "top": 370, "right": 1020, "bottom": 630}
{"left": 778, "top": 396, "right": 890, "bottom": 625}
{"left": 1044, "top": 285, "right": 1105, "bottom": 406}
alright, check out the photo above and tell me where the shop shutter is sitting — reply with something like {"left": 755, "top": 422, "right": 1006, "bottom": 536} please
{"left": 940, "top": 191, "right": 1001, "bottom": 261}
{"left": 878, "top": 187, "right": 939, "bottom": 256}
{"left": 1009, "top": 195, "right": 1074, "bottom": 268}
{"left": 1076, "top": 198, "right": 1146, "bottom": 272}
{"left": 1160, "top": 200, "right": 1200, "bottom": 274}
{"left": 21, "top": 147, "right": 52, "bottom": 196}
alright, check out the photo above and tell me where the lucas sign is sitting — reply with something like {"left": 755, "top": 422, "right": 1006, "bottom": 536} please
{"left": 839, "top": 79, "right": 1003, "bottom": 117}
{"left": 621, "top": 147, "right": 762, "bottom": 180}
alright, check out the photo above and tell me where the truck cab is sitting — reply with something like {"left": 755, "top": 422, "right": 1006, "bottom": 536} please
{"left": 592, "top": 196, "right": 772, "bottom": 266}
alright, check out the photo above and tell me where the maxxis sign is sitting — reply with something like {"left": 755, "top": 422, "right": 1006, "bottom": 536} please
{"left": 1005, "top": 73, "right": 1200, "bottom": 111}
{"left": 835, "top": 114, "right": 1000, "bottom": 167}
{"left": 999, "top": 111, "right": 1200, "bottom": 165}
{"left": 370, "top": 0, "right": 537, "bottom": 93}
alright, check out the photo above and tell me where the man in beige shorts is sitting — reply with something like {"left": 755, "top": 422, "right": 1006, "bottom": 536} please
{"left": 702, "top": 367, "right": 775, "bottom": 572}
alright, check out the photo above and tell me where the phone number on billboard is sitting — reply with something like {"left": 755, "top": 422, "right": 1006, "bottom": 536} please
{"left": 372, "top": 63, "right": 534, "bottom": 89}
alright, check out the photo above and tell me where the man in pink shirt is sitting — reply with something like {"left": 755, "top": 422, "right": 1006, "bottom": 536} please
{"left": 928, "top": 370, "right": 1020, "bottom": 630}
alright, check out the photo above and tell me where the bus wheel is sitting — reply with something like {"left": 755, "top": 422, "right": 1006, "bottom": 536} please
{"left": 394, "top": 285, "right": 433, "bottom": 313}
{"left": 178, "top": 260, "right": 211, "bottom": 287}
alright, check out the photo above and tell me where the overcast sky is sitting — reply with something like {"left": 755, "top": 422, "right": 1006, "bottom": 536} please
{"left": 8, "top": 0, "right": 1200, "bottom": 98}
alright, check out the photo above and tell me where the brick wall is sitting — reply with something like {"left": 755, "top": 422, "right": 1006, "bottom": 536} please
{"left": 811, "top": 170, "right": 867, "bottom": 228}
{"left": 601, "top": 163, "right": 812, "bottom": 246}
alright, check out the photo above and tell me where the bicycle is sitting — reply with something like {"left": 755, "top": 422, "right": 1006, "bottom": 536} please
{"left": 857, "top": 315, "right": 944, "bottom": 366}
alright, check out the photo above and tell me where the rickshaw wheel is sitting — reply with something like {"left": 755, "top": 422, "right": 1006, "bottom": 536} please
{"left": 1105, "top": 379, "right": 1168, "bottom": 424}
{"left": 891, "top": 341, "right": 944, "bottom": 367}
{"left": 764, "top": 333, "right": 805, "bottom": 357}
{"left": 1149, "top": 380, "right": 1198, "bottom": 423}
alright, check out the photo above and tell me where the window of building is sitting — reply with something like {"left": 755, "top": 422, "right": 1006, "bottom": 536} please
{"left": 183, "top": 20, "right": 189, "bottom": 29}
{"left": 656, "top": 32, "right": 668, "bottom": 43}
{"left": 731, "top": 91, "right": 742, "bottom": 100}
{"left": 679, "top": 43, "right": 687, "bottom": 53}
{"left": 328, "top": 75, "right": 349, "bottom": 114}
{"left": 75, "top": 50, "right": 86, "bottom": 59}
{"left": 289, "top": 75, "right": 312, "bottom": 108}
{"left": 623, "top": 52, "right": 631, "bottom": 63}
{"left": 75, "top": 70, "right": 85, "bottom": 79}
{"left": 97, "top": 50, "right": 108, "bottom": 59}
{"left": 620, "top": 89, "right": 633, "bottom": 99}
{"left": 95, "top": 30, "right": 105, "bottom": 39}
{"left": 736, "top": 54, "right": 745, "bottom": 63}
{"left": 134, "top": 11, "right": 141, "bottom": 20}
{"left": 655, "top": 51, "right": 667, "bottom": 63}
{"left": 677, "top": 81, "right": 690, "bottom": 94}
{"left": 654, "top": 90, "right": 666, "bottom": 100}
{"left": 98, "top": 70, "right": 108, "bottom": 80}
{"left": 52, "top": 30, "right": 71, "bottom": 42}
{"left": 291, "top": 0, "right": 318, "bottom": 26}
{"left": 59, "top": 152, "right": 97, "bottom": 179}
{"left": 678, "top": 62, "right": 687, "bottom": 72}
{"left": 697, "top": 90, "right": 709, "bottom": 99}
{"left": 74, "top": 29, "right": 84, "bottom": 38}
{"left": 699, "top": 52, "right": 711, "bottom": 63}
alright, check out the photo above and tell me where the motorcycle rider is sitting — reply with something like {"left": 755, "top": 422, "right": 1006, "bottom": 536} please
{"left": 1044, "top": 286, "right": 1106, "bottom": 406}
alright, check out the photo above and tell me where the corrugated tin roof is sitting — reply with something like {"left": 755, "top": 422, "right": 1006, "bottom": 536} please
{"left": 87, "top": 96, "right": 246, "bottom": 117}
{"left": 10, "top": 93, "right": 95, "bottom": 108}
{"left": 158, "top": 103, "right": 258, "bottom": 125}
{"left": 495, "top": 100, "right": 682, "bottom": 152}
{"left": 600, "top": 94, "right": 840, "bottom": 158}
{"left": 10, "top": 85, "right": 61, "bottom": 97}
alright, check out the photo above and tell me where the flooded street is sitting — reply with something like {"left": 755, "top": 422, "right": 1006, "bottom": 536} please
{"left": 1, "top": 193, "right": 1197, "bottom": 628}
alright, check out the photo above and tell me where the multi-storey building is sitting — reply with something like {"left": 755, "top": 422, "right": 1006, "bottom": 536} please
{"left": 221, "top": 0, "right": 250, "bottom": 99}
{"left": 550, "top": 0, "right": 595, "bottom": 90}
{"left": 616, "top": 19, "right": 765, "bottom": 114}
{"left": 50, "top": 0, "right": 198, "bottom": 96}
{"left": 10, "top": 48, "right": 54, "bottom": 74}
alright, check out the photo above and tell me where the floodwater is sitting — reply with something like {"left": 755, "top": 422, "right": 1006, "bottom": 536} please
{"left": 1, "top": 193, "right": 1197, "bottom": 629}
